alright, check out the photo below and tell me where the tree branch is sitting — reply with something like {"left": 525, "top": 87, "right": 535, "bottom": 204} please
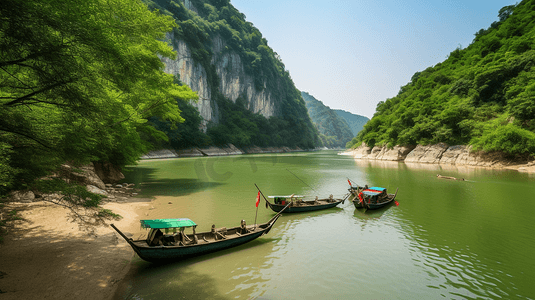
{"left": 0, "top": 124, "right": 54, "bottom": 150}
{"left": 0, "top": 45, "right": 69, "bottom": 68}
{"left": 3, "top": 81, "right": 71, "bottom": 107}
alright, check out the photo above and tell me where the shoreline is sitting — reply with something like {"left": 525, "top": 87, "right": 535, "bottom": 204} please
{"left": 139, "top": 145, "right": 338, "bottom": 159}
{"left": 342, "top": 143, "right": 535, "bottom": 174}
{"left": 1, "top": 148, "right": 532, "bottom": 299}
{"left": 0, "top": 196, "right": 152, "bottom": 300}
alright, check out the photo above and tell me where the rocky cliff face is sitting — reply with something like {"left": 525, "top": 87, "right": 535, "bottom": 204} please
{"left": 148, "top": 0, "right": 318, "bottom": 149}
{"left": 161, "top": 34, "right": 215, "bottom": 131}
{"left": 161, "top": 20, "right": 277, "bottom": 132}
{"left": 352, "top": 144, "right": 415, "bottom": 161}
{"left": 348, "top": 143, "right": 534, "bottom": 169}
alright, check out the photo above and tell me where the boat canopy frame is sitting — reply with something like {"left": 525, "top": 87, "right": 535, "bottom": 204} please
{"left": 140, "top": 218, "right": 197, "bottom": 229}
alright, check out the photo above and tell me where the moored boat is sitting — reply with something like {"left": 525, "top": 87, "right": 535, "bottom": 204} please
{"left": 356, "top": 187, "right": 399, "bottom": 210}
{"left": 264, "top": 194, "right": 348, "bottom": 213}
{"left": 110, "top": 204, "right": 289, "bottom": 263}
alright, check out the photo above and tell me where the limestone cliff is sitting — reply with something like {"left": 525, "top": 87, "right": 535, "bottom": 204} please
{"left": 161, "top": 33, "right": 276, "bottom": 131}
{"left": 145, "top": 0, "right": 318, "bottom": 149}
{"left": 156, "top": 1, "right": 291, "bottom": 132}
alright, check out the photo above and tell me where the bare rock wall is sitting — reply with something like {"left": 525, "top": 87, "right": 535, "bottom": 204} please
{"left": 349, "top": 143, "right": 531, "bottom": 169}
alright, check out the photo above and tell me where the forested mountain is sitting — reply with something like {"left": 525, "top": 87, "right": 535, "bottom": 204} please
{"left": 333, "top": 109, "right": 369, "bottom": 137}
{"left": 349, "top": 0, "right": 535, "bottom": 158}
{"left": 144, "top": 0, "right": 319, "bottom": 150}
{"left": 301, "top": 92, "right": 354, "bottom": 148}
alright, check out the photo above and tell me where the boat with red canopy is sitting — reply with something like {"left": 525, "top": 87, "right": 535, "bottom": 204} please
{"left": 352, "top": 187, "right": 399, "bottom": 210}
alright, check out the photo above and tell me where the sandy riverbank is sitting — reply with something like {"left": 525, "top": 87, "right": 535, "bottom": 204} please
{"left": 0, "top": 197, "right": 152, "bottom": 300}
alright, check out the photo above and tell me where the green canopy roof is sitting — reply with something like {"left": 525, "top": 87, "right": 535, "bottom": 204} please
{"left": 140, "top": 218, "right": 197, "bottom": 229}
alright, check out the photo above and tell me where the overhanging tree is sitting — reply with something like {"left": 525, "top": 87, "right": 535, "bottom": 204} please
{"left": 0, "top": 0, "right": 197, "bottom": 192}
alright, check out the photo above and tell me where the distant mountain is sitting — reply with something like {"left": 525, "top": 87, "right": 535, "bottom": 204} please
{"left": 333, "top": 109, "right": 369, "bottom": 137}
{"left": 301, "top": 91, "right": 354, "bottom": 148}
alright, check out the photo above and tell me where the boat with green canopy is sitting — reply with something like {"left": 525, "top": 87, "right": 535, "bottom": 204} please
{"left": 110, "top": 205, "right": 289, "bottom": 263}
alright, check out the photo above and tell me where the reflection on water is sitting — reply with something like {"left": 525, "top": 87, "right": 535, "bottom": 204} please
{"left": 120, "top": 151, "right": 535, "bottom": 299}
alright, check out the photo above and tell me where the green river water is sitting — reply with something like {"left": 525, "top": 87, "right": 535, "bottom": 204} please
{"left": 117, "top": 150, "right": 535, "bottom": 299}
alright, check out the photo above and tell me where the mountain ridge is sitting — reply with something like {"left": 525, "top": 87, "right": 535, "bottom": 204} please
{"left": 333, "top": 109, "right": 369, "bottom": 137}
{"left": 301, "top": 91, "right": 366, "bottom": 148}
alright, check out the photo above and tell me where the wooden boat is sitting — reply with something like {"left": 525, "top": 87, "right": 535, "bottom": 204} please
{"left": 264, "top": 194, "right": 349, "bottom": 213}
{"left": 348, "top": 184, "right": 367, "bottom": 208}
{"left": 110, "top": 204, "right": 289, "bottom": 263}
{"left": 356, "top": 187, "right": 399, "bottom": 210}
{"left": 437, "top": 174, "right": 465, "bottom": 181}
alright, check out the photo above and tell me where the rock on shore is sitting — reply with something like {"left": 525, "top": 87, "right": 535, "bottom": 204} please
{"left": 346, "top": 142, "right": 535, "bottom": 172}
{"left": 352, "top": 144, "right": 415, "bottom": 161}
{"left": 141, "top": 144, "right": 305, "bottom": 159}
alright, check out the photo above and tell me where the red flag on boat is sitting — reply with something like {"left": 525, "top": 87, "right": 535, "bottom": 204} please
{"left": 347, "top": 179, "right": 351, "bottom": 186}
{"left": 255, "top": 191, "right": 261, "bottom": 207}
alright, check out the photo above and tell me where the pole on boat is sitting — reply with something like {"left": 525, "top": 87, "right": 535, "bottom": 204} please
{"left": 255, "top": 183, "right": 272, "bottom": 209}
{"left": 347, "top": 177, "right": 362, "bottom": 188}
{"left": 254, "top": 191, "right": 260, "bottom": 226}
{"left": 286, "top": 169, "right": 318, "bottom": 193}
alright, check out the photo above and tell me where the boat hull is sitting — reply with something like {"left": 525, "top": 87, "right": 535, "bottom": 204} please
{"left": 365, "top": 194, "right": 396, "bottom": 210}
{"left": 269, "top": 200, "right": 342, "bottom": 213}
{"left": 132, "top": 230, "right": 268, "bottom": 263}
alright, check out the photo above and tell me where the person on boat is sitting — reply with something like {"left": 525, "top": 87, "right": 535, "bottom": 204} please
{"left": 149, "top": 229, "right": 164, "bottom": 246}
{"left": 240, "top": 220, "right": 249, "bottom": 234}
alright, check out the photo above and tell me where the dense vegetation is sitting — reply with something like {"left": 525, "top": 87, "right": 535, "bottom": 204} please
{"left": 207, "top": 94, "right": 319, "bottom": 148}
{"left": 349, "top": 0, "right": 535, "bottom": 158}
{"left": 0, "top": 0, "right": 197, "bottom": 197}
{"left": 301, "top": 92, "right": 354, "bottom": 148}
{"left": 144, "top": 0, "right": 320, "bottom": 149}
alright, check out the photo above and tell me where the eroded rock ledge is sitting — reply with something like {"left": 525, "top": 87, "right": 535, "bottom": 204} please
{"left": 141, "top": 144, "right": 306, "bottom": 159}
{"left": 346, "top": 143, "right": 535, "bottom": 173}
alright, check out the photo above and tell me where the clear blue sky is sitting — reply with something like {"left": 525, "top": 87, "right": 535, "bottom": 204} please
{"left": 230, "top": 0, "right": 518, "bottom": 119}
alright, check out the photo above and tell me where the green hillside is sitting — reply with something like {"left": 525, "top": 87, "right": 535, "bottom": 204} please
{"left": 301, "top": 92, "right": 354, "bottom": 148}
{"left": 349, "top": 0, "right": 535, "bottom": 159}
{"left": 333, "top": 109, "right": 369, "bottom": 137}
{"left": 145, "top": 0, "right": 319, "bottom": 149}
